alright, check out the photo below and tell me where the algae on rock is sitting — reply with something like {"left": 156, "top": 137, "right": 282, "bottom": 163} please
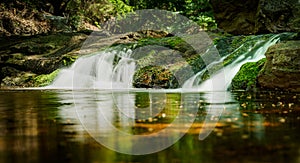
{"left": 231, "top": 58, "right": 266, "bottom": 90}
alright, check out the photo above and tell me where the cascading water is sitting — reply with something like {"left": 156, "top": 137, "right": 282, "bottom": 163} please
{"left": 186, "top": 34, "right": 281, "bottom": 140}
{"left": 49, "top": 34, "right": 281, "bottom": 91}
{"left": 49, "top": 49, "right": 135, "bottom": 89}
{"left": 182, "top": 34, "right": 281, "bottom": 91}
{"left": 48, "top": 33, "right": 285, "bottom": 143}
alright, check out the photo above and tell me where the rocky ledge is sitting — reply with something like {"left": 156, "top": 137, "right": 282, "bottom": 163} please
{"left": 0, "top": 32, "right": 90, "bottom": 87}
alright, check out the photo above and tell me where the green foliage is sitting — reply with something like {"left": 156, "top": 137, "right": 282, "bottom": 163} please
{"left": 123, "top": 0, "right": 186, "bottom": 11}
{"left": 183, "top": 0, "right": 216, "bottom": 30}
{"left": 65, "top": 0, "right": 133, "bottom": 30}
{"left": 2, "top": 0, "right": 217, "bottom": 31}
{"left": 33, "top": 69, "right": 60, "bottom": 87}
{"left": 191, "top": 15, "right": 216, "bottom": 30}
{"left": 231, "top": 58, "right": 266, "bottom": 90}
{"left": 68, "top": 14, "right": 83, "bottom": 30}
{"left": 122, "top": 0, "right": 216, "bottom": 30}
{"left": 108, "top": 0, "right": 133, "bottom": 17}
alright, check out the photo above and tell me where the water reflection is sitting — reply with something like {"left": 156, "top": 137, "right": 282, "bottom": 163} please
{"left": 73, "top": 90, "right": 200, "bottom": 154}
{"left": 0, "top": 90, "right": 299, "bottom": 162}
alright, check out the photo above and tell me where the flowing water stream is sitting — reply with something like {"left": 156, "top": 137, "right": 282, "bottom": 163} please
{"left": 1, "top": 34, "right": 299, "bottom": 162}
{"left": 50, "top": 34, "right": 281, "bottom": 143}
{"left": 50, "top": 49, "right": 136, "bottom": 89}
{"left": 182, "top": 34, "right": 280, "bottom": 91}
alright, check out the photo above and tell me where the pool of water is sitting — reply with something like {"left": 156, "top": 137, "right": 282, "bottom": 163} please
{"left": 0, "top": 89, "right": 299, "bottom": 163}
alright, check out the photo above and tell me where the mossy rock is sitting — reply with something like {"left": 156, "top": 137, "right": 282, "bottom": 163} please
{"left": 33, "top": 69, "right": 60, "bottom": 87}
{"left": 133, "top": 65, "right": 179, "bottom": 89}
{"left": 231, "top": 58, "right": 266, "bottom": 90}
{"left": 257, "top": 40, "right": 300, "bottom": 92}
{"left": 116, "top": 34, "right": 205, "bottom": 88}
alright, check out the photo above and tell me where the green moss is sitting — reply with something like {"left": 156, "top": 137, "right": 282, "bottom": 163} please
{"left": 113, "top": 36, "right": 194, "bottom": 55}
{"left": 62, "top": 55, "right": 78, "bottom": 66}
{"left": 33, "top": 69, "right": 60, "bottom": 87}
{"left": 133, "top": 65, "right": 179, "bottom": 89}
{"left": 231, "top": 58, "right": 266, "bottom": 90}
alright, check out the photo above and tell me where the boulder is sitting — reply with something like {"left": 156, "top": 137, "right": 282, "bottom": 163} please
{"left": 133, "top": 65, "right": 179, "bottom": 89}
{"left": 257, "top": 40, "right": 300, "bottom": 91}
{"left": 210, "top": 0, "right": 300, "bottom": 34}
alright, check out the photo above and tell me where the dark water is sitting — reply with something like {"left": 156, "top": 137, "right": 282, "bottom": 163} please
{"left": 0, "top": 89, "right": 299, "bottom": 163}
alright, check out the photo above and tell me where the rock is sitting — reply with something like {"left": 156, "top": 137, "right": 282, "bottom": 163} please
{"left": 231, "top": 59, "right": 266, "bottom": 90}
{"left": 210, "top": 0, "right": 300, "bottom": 34}
{"left": 255, "top": 0, "right": 300, "bottom": 33}
{"left": 257, "top": 41, "right": 300, "bottom": 91}
{"left": 133, "top": 65, "right": 179, "bottom": 89}
{"left": 0, "top": 29, "right": 211, "bottom": 88}
{"left": 210, "top": 0, "right": 259, "bottom": 35}
{"left": 0, "top": 32, "right": 88, "bottom": 87}
{"left": 0, "top": 30, "right": 178, "bottom": 88}
{"left": 115, "top": 35, "right": 205, "bottom": 88}
{"left": 10, "top": 42, "right": 55, "bottom": 55}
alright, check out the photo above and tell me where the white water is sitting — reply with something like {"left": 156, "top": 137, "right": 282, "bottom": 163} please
{"left": 182, "top": 34, "right": 280, "bottom": 91}
{"left": 48, "top": 49, "right": 135, "bottom": 89}
{"left": 49, "top": 35, "right": 280, "bottom": 91}
{"left": 47, "top": 35, "right": 281, "bottom": 143}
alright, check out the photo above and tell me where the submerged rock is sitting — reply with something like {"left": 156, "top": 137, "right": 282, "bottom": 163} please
{"left": 210, "top": 0, "right": 300, "bottom": 34}
{"left": 257, "top": 40, "right": 300, "bottom": 91}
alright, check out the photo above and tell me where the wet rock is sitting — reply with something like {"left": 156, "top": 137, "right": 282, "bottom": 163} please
{"left": 133, "top": 65, "right": 179, "bottom": 89}
{"left": 210, "top": 0, "right": 300, "bottom": 34}
{"left": 231, "top": 59, "right": 266, "bottom": 90}
{"left": 257, "top": 41, "right": 300, "bottom": 91}
{"left": 0, "top": 32, "right": 88, "bottom": 87}
{"left": 2, "top": 72, "right": 36, "bottom": 87}
{"left": 115, "top": 35, "right": 204, "bottom": 89}
{"left": 0, "top": 30, "right": 206, "bottom": 88}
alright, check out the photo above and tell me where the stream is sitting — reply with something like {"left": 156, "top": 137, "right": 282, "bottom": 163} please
{"left": 0, "top": 89, "right": 299, "bottom": 162}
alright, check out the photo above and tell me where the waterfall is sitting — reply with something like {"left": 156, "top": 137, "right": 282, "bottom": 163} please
{"left": 49, "top": 49, "right": 135, "bottom": 89}
{"left": 182, "top": 34, "right": 281, "bottom": 91}
{"left": 49, "top": 34, "right": 281, "bottom": 90}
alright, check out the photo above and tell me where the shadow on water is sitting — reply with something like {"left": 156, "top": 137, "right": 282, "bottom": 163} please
{"left": 0, "top": 89, "right": 299, "bottom": 163}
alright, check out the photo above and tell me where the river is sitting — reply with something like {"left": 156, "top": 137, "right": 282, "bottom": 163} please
{"left": 0, "top": 89, "right": 299, "bottom": 163}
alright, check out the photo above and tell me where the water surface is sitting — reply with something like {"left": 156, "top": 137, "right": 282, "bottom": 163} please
{"left": 0, "top": 89, "right": 299, "bottom": 163}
